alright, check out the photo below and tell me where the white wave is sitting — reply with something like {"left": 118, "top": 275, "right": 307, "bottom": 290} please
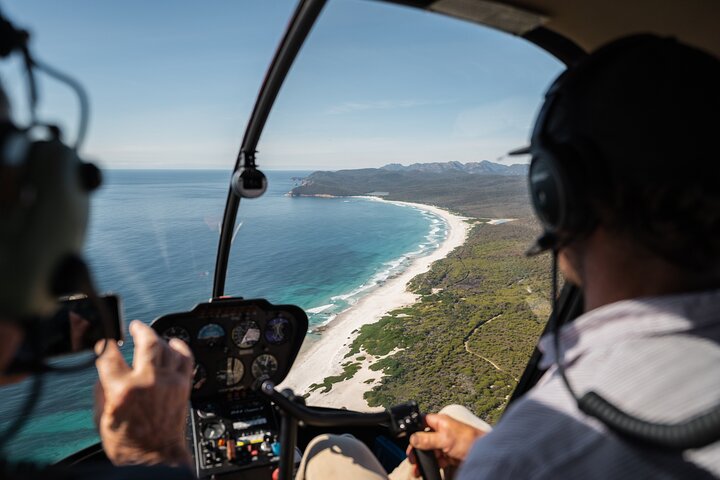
{"left": 307, "top": 303, "right": 335, "bottom": 314}
{"left": 322, "top": 205, "right": 451, "bottom": 323}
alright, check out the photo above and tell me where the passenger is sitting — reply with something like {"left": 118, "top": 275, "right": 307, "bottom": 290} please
{"left": 0, "top": 86, "right": 196, "bottom": 478}
{"left": 298, "top": 34, "right": 720, "bottom": 479}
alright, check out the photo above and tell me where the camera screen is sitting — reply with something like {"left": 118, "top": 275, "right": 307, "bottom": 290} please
{"left": 42, "top": 295, "right": 123, "bottom": 356}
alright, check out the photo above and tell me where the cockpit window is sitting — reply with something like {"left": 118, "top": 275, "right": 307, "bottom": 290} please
{"left": 0, "top": 0, "right": 561, "bottom": 463}
{"left": 228, "top": 1, "right": 563, "bottom": 421}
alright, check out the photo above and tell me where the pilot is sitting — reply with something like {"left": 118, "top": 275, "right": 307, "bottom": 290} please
{"left": 297, "top": 35, "right": 720, "bottom": 478}
{"left": 0, "top": 82, "right": 196, "bottom": 477}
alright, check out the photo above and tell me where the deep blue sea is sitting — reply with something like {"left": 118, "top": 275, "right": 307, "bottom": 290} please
{"left": 0, "top": 170, "right": 446, "bottom": 463}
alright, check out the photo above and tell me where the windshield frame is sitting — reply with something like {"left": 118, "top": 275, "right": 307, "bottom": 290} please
{"left": 212, "top": 0, "right": 328, "bottom": 298}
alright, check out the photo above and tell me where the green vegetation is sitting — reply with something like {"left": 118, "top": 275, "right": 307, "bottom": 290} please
{"left": 297, "top": 169, "right": 550, "bottom": 424}
{"left": 308, "top": 362, "right": 362, "bottom": 394}
{"left": 359, "top": 219, "right": 550, "bottom": 423}
{"left": 344, "top": 313, "right": 420, "bottom": 358}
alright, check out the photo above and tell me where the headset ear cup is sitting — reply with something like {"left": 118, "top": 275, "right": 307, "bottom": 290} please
{"left": 529, "top": 154, "right": 568, "bottom": 232}
{"left": 0, "top": 138, "right": 90, "bottom": 318}
{"left": 529, "top": 146, "right": 597, "bottom": 241}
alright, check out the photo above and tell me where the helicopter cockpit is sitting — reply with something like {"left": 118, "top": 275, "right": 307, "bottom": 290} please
{"left": 0, "top": 0, "right": 718, "bottom": 479}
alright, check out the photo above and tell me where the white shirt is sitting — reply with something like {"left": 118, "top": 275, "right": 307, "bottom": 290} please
{"left": 459, "top": 289, "right": 720, "bottom": 479}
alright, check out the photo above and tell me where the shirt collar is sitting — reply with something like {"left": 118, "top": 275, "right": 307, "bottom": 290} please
{"left": 539, "top": 288, "right": 720, "bottom": 369}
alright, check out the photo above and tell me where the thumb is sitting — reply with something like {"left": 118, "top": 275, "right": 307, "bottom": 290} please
{"left": 423, "top": 413, "right": 443, "bottom": 431}
{"left": 410, "top": 431, "right": 443, "bottom": 451}
{"left": 95, "top": 339, "right": 130, "bottom": 386}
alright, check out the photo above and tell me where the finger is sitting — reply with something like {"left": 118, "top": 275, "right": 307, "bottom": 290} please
{"left": 168, "top": 338, "right": 194, "bottom": 377}
{"left": 129, "top": 320, "right": 164, "bottom": 372}
{"left": 93, "top": 381, "right": 105, "bottom": 429}
{"left": 423, "top": 413, "right": 443, "bottom": 431}
{"left": 405, "top": 449, "right": 421, "bottom": 478}
{"left": 406, "top": 446, "right": 416, "bottom": 464}
{"left": 410, "top": 431, "right": 443, "bottom": 451}
{"left": 95, "top": 339, "right": 130, "bottom": 386}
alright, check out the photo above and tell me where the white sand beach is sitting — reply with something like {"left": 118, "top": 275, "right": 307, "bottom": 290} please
{"left": 280, "top": 199, "right": 470, "bottom": 411}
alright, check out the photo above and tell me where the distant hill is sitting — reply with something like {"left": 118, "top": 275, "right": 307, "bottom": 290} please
{"left": 382, "top": 160, "right": 528, "bottom": 176}
{"left": 289, "top": 165, "right": 532, "bottom": 219}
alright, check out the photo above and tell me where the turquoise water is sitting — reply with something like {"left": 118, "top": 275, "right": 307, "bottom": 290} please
{"left": 0, "top": 170, "right": 446, "bottom": 462}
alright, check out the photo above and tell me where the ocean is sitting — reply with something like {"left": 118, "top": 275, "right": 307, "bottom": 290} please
{"left": 0, "top": 169, "right": 446, "bottom": 462}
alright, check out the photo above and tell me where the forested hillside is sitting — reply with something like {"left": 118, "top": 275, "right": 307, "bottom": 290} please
{"left": 297, "top": 168, "right": 551, "bottom": 423}
{"left": 290, "top": 169, "right": 532, "bottom": 218}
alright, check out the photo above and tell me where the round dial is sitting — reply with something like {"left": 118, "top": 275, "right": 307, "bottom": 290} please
{"left": 162, "top": 326, "right": 190, "bottom": 344}
{"left": 264, "top": 317, "right": 290, "bottom": 345}
{"left": 193, "top": 363, "right": 207, "bottom": 391}
{"left": 231, "top": 320, "right": 261, "bottom": 349}
{"left": 251, "top": 354, "right": 279, "bottom": 379}
{"left": 216, "top": 357, "right": 245, "bottom": 386}
{"left": 197, "top": 323, "right": 225, "bottom": 346}
{"left": 202, "top": 421, "right": 225, "bottom": 440}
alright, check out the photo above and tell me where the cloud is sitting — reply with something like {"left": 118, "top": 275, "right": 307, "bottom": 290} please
{"left": 453, "top": 97, "right": 540, "bottom": 139}
{"left": 325, "top": 99, "right": 451, "bottom": 115}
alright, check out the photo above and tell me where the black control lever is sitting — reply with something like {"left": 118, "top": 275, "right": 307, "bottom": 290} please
{"left": 388, "top": 402, "right": 442, "bottom": 480}
{"left": 260, "top": 381, "right": 442, "bottom": 480}
{"left": 414, "top": 449, "right": 442, "bottom": 480}
{"left": 260, "top": 381, "right": 390, "bottom": 427}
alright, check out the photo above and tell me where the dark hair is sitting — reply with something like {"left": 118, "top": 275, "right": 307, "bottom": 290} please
{"left": 548, "top": 35, "right": 720, "bottom": 273}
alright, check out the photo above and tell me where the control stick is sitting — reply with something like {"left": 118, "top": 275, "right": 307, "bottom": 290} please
{"left": 260, "top": 381, "right": 441, "bottom": 480}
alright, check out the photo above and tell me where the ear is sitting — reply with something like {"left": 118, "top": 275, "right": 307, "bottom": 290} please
{"left": 558, "top": 240, "right": 585, "bottom": 287}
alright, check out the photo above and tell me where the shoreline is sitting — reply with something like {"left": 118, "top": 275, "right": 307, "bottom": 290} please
{"left": 280, "top": 198, "right": 470, "bottom": 410}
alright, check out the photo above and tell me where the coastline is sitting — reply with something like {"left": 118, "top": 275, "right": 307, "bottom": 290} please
{"left": 280, "top": 198, "right": 470, "bottom": 410}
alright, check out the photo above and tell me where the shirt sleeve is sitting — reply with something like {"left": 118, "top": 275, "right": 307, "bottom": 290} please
{"left": 1, "top": 462, "right": 197, "bottom": 480}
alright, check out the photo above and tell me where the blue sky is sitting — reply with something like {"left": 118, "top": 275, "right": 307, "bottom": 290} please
{"left": 0, "top": 0, "right": 563, "bottom": 170}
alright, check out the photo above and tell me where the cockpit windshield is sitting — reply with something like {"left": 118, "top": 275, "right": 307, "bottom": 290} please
{"left": 0, "top": 0, "right": 561, "bottom": 463}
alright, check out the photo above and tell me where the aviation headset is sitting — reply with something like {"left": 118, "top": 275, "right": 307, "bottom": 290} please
{"left": 0, "top": 15, "right": 101, "bottom": 322}
{"left": 524, "top": 40, "right": 622, "bottom": 254}
{"left": 525, "top": 35, "right": 720, "bottom": 450}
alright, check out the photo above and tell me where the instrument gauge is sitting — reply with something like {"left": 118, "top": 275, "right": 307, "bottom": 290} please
{"left": 231, "top": 320, "right": 261, "bottom": 349}
{"left": 161, "top": 326, "right": 191, "bottom": 344}
{"left": 216, "top": 357, "right": 245, "bottom": 386}
{"left": 264, "top": 317, "right": 290, "bottom": 345}
{"left": 251, "top": 354, "right": 278, "bottom": 379}
{"left": 197, "top": 323, "right": 225, "bottom": 346}
{"left": 202, "top": 421, "right": 225, "bottom": 440}
{"left": 193, "top": 364, "right": 207, "bottom": 391}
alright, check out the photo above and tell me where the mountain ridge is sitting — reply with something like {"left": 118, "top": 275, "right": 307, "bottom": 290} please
{"left": 381, "top": 160, "right": 527, "bottom": 175}
{"left": 288, "top": 163, "right": 532, "bottom": 218}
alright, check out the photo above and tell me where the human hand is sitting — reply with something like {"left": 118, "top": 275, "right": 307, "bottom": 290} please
{"left": 407, "top": 413, "right": 487, "bottom": 476}
{"left": 94, "top": 320, "right": 194, "bottom": 468}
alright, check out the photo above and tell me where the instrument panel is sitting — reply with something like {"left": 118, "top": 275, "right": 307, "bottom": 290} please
{"left": 151, "top": 298, "right": 308, "bottom": 478}
{"left": 151, "top": 298, "right": 307, "bottom": 403}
